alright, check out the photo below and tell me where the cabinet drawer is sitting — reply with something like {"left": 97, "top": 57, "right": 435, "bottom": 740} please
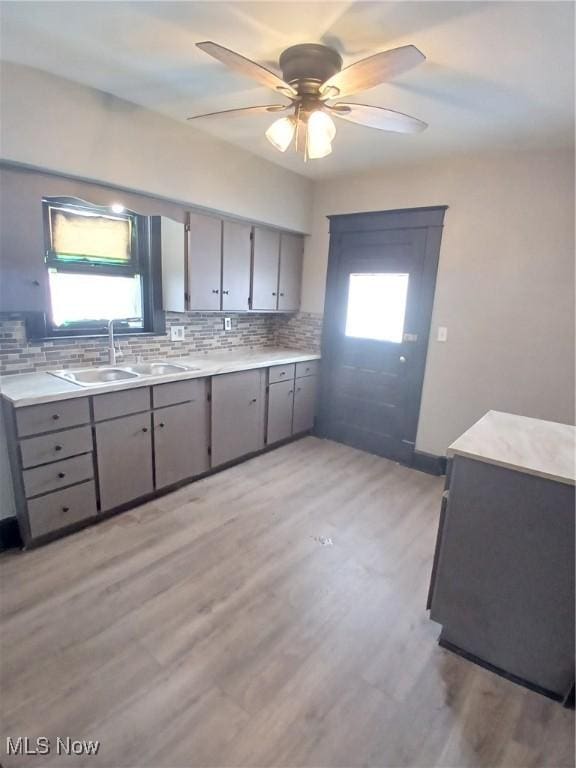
{"left": 23, "top": 453, "right": 93, "bottom": 498}
{"left": 27, "top": 481, "right": 97, "bottom": 539}
{"left": 295, "top": 360, "right": 319, "bottom": 379}
{"left": 153, "top": 378, "right": 207, "bottom": 409}
{"left": 93, "top": 387, "right": 150, "bottom": 422}
{"left": 20, "top": 426, "right": 93, "bottom": 469}
{"left": 16, "top": 398, "right": 90, "bottom": 437}
{"left": 269, "top": 364, "right": 295, "bottom": 384}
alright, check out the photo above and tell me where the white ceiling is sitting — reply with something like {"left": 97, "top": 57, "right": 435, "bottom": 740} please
{"left": 0, "top": 1, "right": 574, "bottom": 179}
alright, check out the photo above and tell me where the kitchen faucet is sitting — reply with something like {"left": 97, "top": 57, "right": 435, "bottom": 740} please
{"left": 107, "top": 318, "right": 124, "bottom": 366}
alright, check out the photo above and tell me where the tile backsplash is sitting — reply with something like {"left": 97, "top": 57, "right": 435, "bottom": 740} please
{"left": 0, "top": 311, "right": 324, "bottom": 376}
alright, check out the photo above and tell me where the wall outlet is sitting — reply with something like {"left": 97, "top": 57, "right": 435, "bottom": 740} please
{"left": 224, "top": 317, "right": 232, "bottom": 331}
{"left": 170, "top": 325, "right": 185, "bottom": 341}
{"left": 437, "top": 326, "right": 448, "bottom": 342}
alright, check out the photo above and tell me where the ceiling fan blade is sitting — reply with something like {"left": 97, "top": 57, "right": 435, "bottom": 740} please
{"left": 328, "top": 103, "right": 427, "bottom": 133}
{"left": 187, "top": 104, "right": 290, "bottom": 121}
{"left": 197, "top": 41, "right": 297, "bottom": 97}
{"left": 320, "top": 45, "right": 425, "bottom": 98}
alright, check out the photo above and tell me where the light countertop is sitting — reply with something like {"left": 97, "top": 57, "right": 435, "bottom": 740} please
{"left": 448, "top": 410, "right": 576, "bottom": 486}
{"left": 0, "top": 348, "right": 320, "bottom": 408}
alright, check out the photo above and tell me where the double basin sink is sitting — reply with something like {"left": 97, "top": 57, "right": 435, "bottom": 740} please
{"left": 50, "top": 361, "right": 200, "bottom": 388}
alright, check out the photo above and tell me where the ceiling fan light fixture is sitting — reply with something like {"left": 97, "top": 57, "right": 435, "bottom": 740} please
{"left": 306, "top": 110, "right": 336, "bottom": 159}
{"left": 265, "top": 116, "right": 296, "bottom": 152}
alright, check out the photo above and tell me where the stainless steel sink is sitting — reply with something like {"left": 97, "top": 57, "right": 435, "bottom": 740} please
{"left": 124, "top": 362, "right": 197, "bottom": 376}
{"left": 50, "top": 368, "right": 140, "bottom": 387}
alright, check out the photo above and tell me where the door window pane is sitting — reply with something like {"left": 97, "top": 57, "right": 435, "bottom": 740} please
{"left": 345, "top": 273, "right": 409, "bottom": 343}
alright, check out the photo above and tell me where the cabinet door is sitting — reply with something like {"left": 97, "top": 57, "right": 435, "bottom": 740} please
{"left": 211, "top": 370, "right": 265, "bottom": 466}
{"left": 188, "top": 213, "right": 222, "bottom": 310}
{"left": 293, "top": 376, "right": 316, "bottom": 434}
{"left": 95, "top": 412, "right": 153, "bottom": 511}
{"left": 222, "top": 220, "right": 251, "bottom": 311}
{"left": 156, "top": 216, "right": 186, "bottom": 313}
{"left": 278, "top": 233, "right": 303, "bottom": 311}
{"left": 154, "top": 394, "right": 209, "bottom": 489}
{"left": 267, "top": 380, "right": 295, "bottom": 445}
{"left": 251, "top": 227, "right": 280, "bottom": 310}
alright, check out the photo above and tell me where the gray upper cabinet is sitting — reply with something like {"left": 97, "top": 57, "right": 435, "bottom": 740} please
{"left": 211, "top": 369, "right": 265, "bottom": 466}
{"left": 95, "top": 412, "right": 154, "bottom": 511}
{"left": 222, "top": 220, "right": 252, "bottom": 311}
{"left": 278, "top": 234, "right": 304, "bottom": 311}
{"left": 188, "top": 212, "right": 222, "bottom": 311}
{"left": 154, "top": 396, "right": 209, "bottom": 489}
{"left": 251, "top": 228, "right": 280, "bottom": 311}
{"left": 156, "top": 216, "right": 186, "bottom": 313}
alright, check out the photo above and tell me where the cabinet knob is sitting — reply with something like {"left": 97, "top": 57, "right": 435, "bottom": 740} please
{"left": 61, "top": 506, "right": 70, "bottom": 513}
{"left": 280, "top": 292, "right": 285, "bottom": 297}
{"left": 250, "top": 398, "right": 257, "bottom": 403}
{"left": 52, "top": 414, "right": 60, "bottom": 421}
{"left": 58, "top": 472, "right": 66, "bottom": 479}
{"left": 279, "top": 371, "right": 286, "bottom": 376}
{"left": 159, "top": 422, "right": 165, "bottom": 428}
{"left": 32, "top": 280, "right": 41, "bottom": 287}
{"left": 289, "top": 390, "right": 294, "bottom": 395}
{"left": 399, "top": 356, "right": 407, "bottom": 363}
{"left": 54, "top": 445, "right": 63, "bottom": 452}
{"left": 272, "top": 292, "right": 277, "bottom": 296}
{"left": 222, "top": 290, "right": 230, "bottom": 295}
{"left": 142, "top": 427, "right": 149, "bottom": 433}
{"left": 212, "top": 289, "right": 219, "bottom": 294}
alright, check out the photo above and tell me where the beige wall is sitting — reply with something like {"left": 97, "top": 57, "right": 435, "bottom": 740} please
{"left": 0, "top": 62, "right": 312, "bottom": 233}
{"left": 305, "top": 148, "right": 575, "bottom": 455}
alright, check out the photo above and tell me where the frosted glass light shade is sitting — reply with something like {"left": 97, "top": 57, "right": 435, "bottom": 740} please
{"left": 307, "top": 110, "right": 336, "bottom": 159}
{"left": 265, "top": 117, "right": 296, "bottom": 152}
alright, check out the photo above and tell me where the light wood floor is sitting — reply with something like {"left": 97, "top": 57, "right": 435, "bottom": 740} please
{"left": 0, "top": 437, "right": 573, "bottom": 768}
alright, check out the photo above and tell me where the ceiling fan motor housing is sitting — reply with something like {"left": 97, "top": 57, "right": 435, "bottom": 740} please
{"left": 279, "top": 44, "right": 342, "bottom": 90}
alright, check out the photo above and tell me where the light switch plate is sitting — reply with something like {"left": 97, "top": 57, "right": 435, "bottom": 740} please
{"left": 224, "top": 317, "right": 232, "bottom": 331}
{"left": 170, "top": 325, "right": 185, "bottom": 341}
{"left": 437, "top": 326, "right": 448, "bottom": 342}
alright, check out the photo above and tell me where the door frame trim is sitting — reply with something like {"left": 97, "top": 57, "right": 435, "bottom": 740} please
{"left": 318, "top": 205, "right": 448, "bottom": 465}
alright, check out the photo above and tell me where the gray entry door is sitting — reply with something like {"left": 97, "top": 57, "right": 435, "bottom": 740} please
{"left": 318, "top": 207, "right": 446, "bottom": 464}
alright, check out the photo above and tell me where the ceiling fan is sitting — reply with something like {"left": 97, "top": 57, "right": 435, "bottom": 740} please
{"left": 189, "top": 41, "right": 427, "bottom": 160}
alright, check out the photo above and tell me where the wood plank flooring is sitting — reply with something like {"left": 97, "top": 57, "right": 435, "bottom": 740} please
{"left": 0, "top": 437, "right": 573, "bottom": 767}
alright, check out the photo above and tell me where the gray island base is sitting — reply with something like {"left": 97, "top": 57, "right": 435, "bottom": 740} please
{"left": 428, "top": 411, "right": 575, "bottom": 703}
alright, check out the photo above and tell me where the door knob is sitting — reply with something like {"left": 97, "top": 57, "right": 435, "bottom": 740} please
{"left": 399, "top": 356, "right": 407, "bottom": 363}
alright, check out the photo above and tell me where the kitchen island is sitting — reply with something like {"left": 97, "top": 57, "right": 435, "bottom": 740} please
{"left": 428, "top": 411, "right": 575, "bottom": 702}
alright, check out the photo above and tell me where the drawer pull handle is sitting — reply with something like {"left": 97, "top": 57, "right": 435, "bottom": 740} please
{"left": 54, "top": 445, "right": 63, "bottom": 452}
{"left": 62, "top": 506, "right": 70, "bottom": 513}
{"left": 52, "top": 414, "right": 60, "bottom": 421}
{"left": 142, "top": 427, "right": 149, "bottom": 433}
{"left": 58, "top": 472, "right": 66, "bottom": 479}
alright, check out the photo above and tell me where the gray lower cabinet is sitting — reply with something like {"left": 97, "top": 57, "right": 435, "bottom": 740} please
{"left": 293, "top": 375, "right": 317, "bottom": 434}
{"left": 154, "top": 399, "right": 209, "bottom": 489}
{"left": 267, "top": 380, "right": 295, "bottom": 444}
{"left": 211, "top": 369, "right": 265, "bottom": 466}
{"left": 95, "top": 412, "right": 154, "bottom": 511}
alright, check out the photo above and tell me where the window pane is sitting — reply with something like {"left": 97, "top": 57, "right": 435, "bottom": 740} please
{"left": 345, "top": 273, "right": 409, "bottom": 343}
{"left": 49, "top": 272, "right": 142, "bottom": 328}
{"left": 50, "top": 207, "right": 132, "bottom": 264}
